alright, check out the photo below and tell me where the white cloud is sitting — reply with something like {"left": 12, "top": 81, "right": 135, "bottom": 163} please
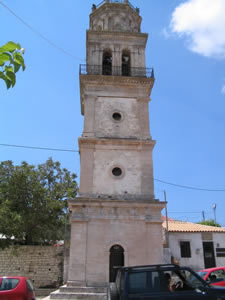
{"left": 169, "top": 0, "right": 225, "bottom": 59}
{"left": 221, "top": 85, "right": 225, "bottom": 94}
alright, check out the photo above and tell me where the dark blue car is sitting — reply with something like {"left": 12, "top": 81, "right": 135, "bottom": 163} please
{"left": 108, "top": 264, "right": 225, "bottom": 299}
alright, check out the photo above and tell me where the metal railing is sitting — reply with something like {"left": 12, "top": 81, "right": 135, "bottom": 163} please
{"left": 95, "top": 0, "right": 137, "bottom": 12}
{"left": 79, "top": 64, "right": 154, "bottom": 78}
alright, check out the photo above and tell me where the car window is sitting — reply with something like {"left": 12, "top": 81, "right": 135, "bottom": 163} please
{"left": 209, "top": 269, "right": 225, "bottom": 282}
{"left": 182, "top": 270, "right": 205, "bottom": 288}
{"left": 26, "top": 279, "right": 34, "bottom": 291}
{"left": 0, "top": 278, "right": 19, "bottom": 290}
{"left": 128, "top": 271, "right": 160, "bottom": 293}
{"left": 161, "top": 269, "right": 205, "bottom": 293}
{"left": 197, "top": 271, "right": 207, "bottom": 279}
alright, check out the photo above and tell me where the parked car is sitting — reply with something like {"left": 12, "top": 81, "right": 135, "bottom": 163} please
{"left": 198, "top": 266, "right": 225, "bottom": 287}
{"left": 108, "top": 264, "right": 225, "bottom": 299}
{"left": 0, "top": 276, "right": 36, "bottom": 300}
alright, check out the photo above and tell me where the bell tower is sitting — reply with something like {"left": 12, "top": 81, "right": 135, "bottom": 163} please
{"left": 68, "top": 0, "right": 165, "bottom": 287}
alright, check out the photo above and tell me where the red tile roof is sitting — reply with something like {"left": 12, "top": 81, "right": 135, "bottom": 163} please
{"left": 162, "top": 219, "right": 225, "bottom": 233}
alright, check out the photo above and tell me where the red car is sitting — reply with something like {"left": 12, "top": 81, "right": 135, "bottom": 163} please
{"left": 0, "top": 276, "right": 36, "bottom": 300}
{"left": 198, "top": 266, "right": 225, "bottom": 287}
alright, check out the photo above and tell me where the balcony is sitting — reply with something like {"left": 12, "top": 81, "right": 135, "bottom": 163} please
{"left": 79, "top": 64, "right": 154, "bottom": 79}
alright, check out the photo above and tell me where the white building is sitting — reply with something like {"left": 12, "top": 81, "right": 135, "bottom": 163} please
{"left": 163, "top": 219, "right": 225, "bottom": 271}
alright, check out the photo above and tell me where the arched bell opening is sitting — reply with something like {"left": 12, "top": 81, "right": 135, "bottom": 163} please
{"left": 109, "top": 244, "right": 124, "bottom": 282}
{"left": 122, "top": 50, "right": 131, "bottom": 76}
{"left": 102, "top": 50, "right": 112, "bottom": 75}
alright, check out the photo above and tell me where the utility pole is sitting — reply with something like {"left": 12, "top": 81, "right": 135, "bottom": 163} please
{"left": 202, "top": 211, "right": 205, "bottom": 222}
{"left": 212, "top": 204, "right": 217, "bottom": 224}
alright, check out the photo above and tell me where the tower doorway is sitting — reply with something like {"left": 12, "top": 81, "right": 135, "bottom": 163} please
{"left": 109, "top": 245, "right": 124, "bottom": 282}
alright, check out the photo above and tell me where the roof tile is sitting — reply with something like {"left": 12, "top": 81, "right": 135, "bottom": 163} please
{"left": 162, "top": 220, "right": 225, "bottom": 233}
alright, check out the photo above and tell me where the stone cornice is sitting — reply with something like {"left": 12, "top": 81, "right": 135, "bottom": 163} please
{"left": 80, "top": 74, "right": 154, "bottom": 87}
{"left": 69, "top": 197, "right": 165, "bottom": 223}
{"left": 87, "top": 30, "right": 148, "bottom": 44}
{"left": 69, "top": 196, "right": 165, "bottom": 205}
{"left": 78, "top": 137, "right": 156, "bottom": 149}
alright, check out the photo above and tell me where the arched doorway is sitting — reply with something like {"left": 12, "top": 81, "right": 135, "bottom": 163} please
{"left": 122, "top": 51, "right": 131, "bottom": 76}
{"left": 109, "top": 244, "right": 124, "bottom": 282}
{"left": 102, "top": 50, "right": 112, "bottom": 75}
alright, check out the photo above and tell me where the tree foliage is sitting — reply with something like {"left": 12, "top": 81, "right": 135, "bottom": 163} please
{"left": 0, "top": 41, "right": 25, "bottom": 89}
{"left": 0, "top": 158, "right": 78, "bottom": 247}
{"left": 197, "top": 219, "right": 221, "bottom": 227}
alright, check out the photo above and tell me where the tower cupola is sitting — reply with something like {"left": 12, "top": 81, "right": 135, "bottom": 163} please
{"left": 90, "top": 0, "right": 141, "bottom": 33}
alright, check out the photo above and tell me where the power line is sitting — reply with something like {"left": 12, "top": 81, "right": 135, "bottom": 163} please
{"left": 0, "top": 0, "right": 85, "bottom": 62}
{"left": 1, "top": 143, "right": 225, "bottom": 192}
{"left": 154, "top": 178, "right": 225, "bottom": 192}
{"left": 0, "top": 143, "right": 78, "bottom": 153}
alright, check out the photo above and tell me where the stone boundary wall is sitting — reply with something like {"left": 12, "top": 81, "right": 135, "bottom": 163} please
{"left": 0, "top": 245, "right": 64, "bottom": 288}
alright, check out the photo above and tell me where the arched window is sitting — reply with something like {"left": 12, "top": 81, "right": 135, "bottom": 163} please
{"left": 122, "top": 50, "right": 131, "bottom": 76}
{"left": 102, "top": 50, "right": 112, "bottom": 75}
{"left": 109, "top": 244, "right": 124, "bottom": 282}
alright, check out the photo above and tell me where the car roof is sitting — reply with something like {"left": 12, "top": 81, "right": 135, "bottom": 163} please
{"left": 118, "top": 264, "right": 191, "bottom": 272}
{"left": 0, "top": 276, "right": 26, "bottom": 279}
{"left": 199, "top": 267, "right": 225, "bottom": 273}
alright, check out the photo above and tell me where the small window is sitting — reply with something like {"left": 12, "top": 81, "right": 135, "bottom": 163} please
{"left": 112, "top": 112, "right": 122, "bottom": 122}
{"left": 112, "top": 167, "right": 122, "bottom": 177}
{"left": 180, "top": 241, "right": 191, "bottom": 258}
{"left": 0, "top": 278, "right": 19, "bottom": 290}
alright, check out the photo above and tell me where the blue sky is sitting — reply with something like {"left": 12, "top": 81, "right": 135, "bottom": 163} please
{"left": 1, "top": 0, "right": 225, "bottom": 225}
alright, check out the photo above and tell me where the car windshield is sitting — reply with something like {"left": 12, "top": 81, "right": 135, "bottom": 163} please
{"left": 26, "top": 279, "right": 34, "bottom": 291}
{"left": 197, "top": 271, "right": 207, "bottom": 279}
{"left": 182, "top": 270, "right": 206, "bottom": 288}
{"left": 161, "top": 269, "right": 206, "bottom": 292}
{"left": 0, "top": 278, "right": 19, "bottom": 290}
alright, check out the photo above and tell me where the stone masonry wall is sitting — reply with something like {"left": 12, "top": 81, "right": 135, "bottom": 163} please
{"left": 0, "top": 245, "right": 64, "bottom": 288}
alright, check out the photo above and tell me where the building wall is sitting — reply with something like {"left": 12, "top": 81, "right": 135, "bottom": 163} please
{"left": 168, "top": 232, "right": 225, "bottom": 271}
{"left": 68, "top": 199, "right": 165, "bottom": 287}
{"left": 0, "top": 245, "right": 64, "bottom": 288}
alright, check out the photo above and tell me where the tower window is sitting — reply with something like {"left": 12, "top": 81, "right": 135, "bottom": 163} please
{"left": 102, "top": 51, "right": 112, "bottom": 75}
{"left": 112, "top": 167, "right": 122, "bottom": 177}
{"left": 112, "top": 112, "right": 122, "bottom": 122}
{"left": 122, "top": 51, "right": 131, "bottom": 76}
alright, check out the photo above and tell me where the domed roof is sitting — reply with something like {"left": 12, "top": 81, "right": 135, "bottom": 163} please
{"left": 90, "top": 0, "right": 142, "bottom": 33}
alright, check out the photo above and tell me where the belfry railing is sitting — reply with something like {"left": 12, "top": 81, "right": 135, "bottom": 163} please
{"left": 79, "top": 64, "right": 154, "bottom": 79}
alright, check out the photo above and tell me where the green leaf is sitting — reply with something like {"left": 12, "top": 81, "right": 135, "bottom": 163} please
{"left": 14, "top": 52, "right": 25, "bottom": 70}
{"left": 0, "top": 71, "right": 11, "bottom": 89}
{"left": 0, "top": 41, "right": 19, "bottom": 53}
{"left": 5, "top": 78, "right": 12, "bottom": 89}
{"left": 13, "top": 62, "right": 21, "bottom": 73}
{"left": 0, "top": 53, "right": 12, "bottom": 66}
{"left": 5, "top": 65, "right": 14, "bottom": 73}
{"left": 6, "top": 70, "right": 16, "bottom": 87}
{"left": 0, "top": 71, "right": 6, "bottom": 80}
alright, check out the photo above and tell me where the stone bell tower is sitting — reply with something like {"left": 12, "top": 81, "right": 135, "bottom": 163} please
{"left": 68, "top": 0, "right": 165, "bottom": 287}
